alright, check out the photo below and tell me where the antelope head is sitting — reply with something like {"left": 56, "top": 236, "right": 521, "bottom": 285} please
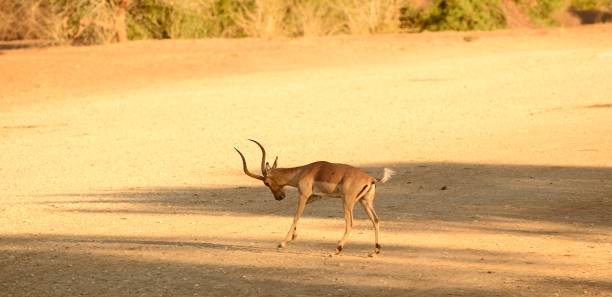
{"left": 235, "top": 139, "right": 284, "bottom": 200}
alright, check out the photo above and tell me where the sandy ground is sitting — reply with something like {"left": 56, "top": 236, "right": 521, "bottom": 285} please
{"left": 1, "top": 25, "right": 612, "bottom": 297}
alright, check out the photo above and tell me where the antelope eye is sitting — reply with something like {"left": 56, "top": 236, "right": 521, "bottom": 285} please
{"left": 264, "top": 182, "right": 270, "bottom": 187}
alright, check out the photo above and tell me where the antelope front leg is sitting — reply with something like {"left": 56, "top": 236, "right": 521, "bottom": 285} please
{"left": 278, "top": 195, "right": 308, "bottom": 248}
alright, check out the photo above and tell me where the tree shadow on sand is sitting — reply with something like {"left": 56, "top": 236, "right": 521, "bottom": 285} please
{"left": 2, "top": 233, "right": 611, "bottom": 297}
{"left": 7, "top": 162, "right": 612, "bottom": 296}
{"left": 37, "top": 162, "right": 612, "bottom": 230}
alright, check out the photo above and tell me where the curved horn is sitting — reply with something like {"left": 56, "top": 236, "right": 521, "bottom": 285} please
{"left": 272, "top": 156, "right": 278, "bottom": 169}
{"left": 248, "top": 139, "right": 267, "bottom": 175}
{"left": 234, "top": 147, "right": 264, "bottom": 181}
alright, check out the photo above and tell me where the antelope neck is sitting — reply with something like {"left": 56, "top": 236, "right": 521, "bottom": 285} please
{"left": 270, "top": 167, "right": 301, "bottom": 188}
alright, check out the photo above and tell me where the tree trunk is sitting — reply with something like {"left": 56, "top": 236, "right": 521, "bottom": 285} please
{"left": 114, "top": 0, "right": 131, "bottom": 42}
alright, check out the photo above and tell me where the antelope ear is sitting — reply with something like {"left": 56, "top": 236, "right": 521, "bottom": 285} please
{"left": 272, "top": 156, "right": 278, "bottom": 169}
{"left": 265, "top": 162, "right": 271, "bottom": 174}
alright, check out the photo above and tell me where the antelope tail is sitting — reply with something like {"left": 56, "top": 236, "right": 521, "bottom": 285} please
{"left": 375, "top": 168, "right": 395, "bottom": 183}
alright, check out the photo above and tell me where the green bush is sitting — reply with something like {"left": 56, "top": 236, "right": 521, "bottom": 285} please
{"left": 211, "top": 0, "right": 246, "bottom": 37}
{"left": 520, "top": 0, "right": 565, "bottom": 26}
{"left": 571, "top": 0, "right": 611, "bottom": 10}
{"left": 128, "top": 0, "right": 225, "bottom": 39}
{"left": 415, "top": 0, "right": 507, "bottom": 31}
{"left": 69, "top": 0, "right": 122, "bottom": 44}
{"left": 568, "top": 0, "right": 612, "bottom": 24}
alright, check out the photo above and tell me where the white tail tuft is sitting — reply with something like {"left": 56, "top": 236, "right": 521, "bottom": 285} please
{"left": 376, "top": 168, "right": 395, "bottom": 183}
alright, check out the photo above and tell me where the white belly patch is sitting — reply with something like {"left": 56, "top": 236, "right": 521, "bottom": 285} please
{"left": 312, "top": 181, "right": 343, "bottom": 197}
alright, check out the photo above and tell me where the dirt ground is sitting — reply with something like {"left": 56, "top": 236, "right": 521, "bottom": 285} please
{"left": 1, "top": 24, "right": 612, "bottom": 297}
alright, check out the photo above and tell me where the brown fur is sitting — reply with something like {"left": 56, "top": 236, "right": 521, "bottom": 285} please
{"left": 235, "top": 140, "right": 393, "bottom": 255}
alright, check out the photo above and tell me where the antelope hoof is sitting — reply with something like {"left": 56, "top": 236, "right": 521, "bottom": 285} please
{"left": 278, "top": 242, "right": 287, "bottom": 249}
{"left": 368, "top": 244, "right": 381, "bottom": 257}
{"left": 335, "top": 245, "right": 343, "bottom": 255}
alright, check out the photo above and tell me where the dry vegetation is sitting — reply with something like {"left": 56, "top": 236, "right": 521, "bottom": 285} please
{"left": 1, "top": 0, "right": 611, "bottom": 45}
